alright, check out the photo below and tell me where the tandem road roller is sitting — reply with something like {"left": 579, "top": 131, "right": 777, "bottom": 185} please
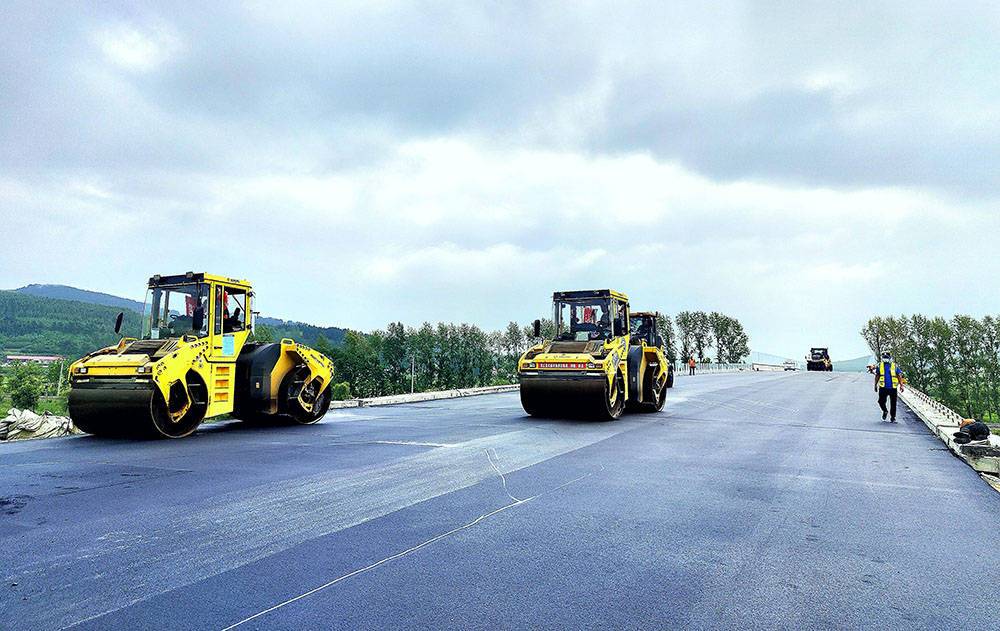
{"left": 517, "top": 290, "right": 671, "bottom": 420}
{"left": 68, "top": 272, "right": 335, "bottom": 438}
{"left": 806, "top": 347, "right": 833, "bottom": 371}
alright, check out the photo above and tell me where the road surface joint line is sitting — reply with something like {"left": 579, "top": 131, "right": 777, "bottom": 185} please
{"left": 484, "top": 448, "right": 522, "bottom": 502}
{"left": 217, "top": 467, "right": 601, "bottom": 631}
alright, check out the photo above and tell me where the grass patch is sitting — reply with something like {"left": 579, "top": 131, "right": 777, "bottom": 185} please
{"left": 1, "top": 396, "right": 69, "bottom": 416}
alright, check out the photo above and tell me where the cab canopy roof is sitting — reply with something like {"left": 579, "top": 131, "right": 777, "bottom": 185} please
{"left": 148, "top": 272, "right": 251, "bottom": 289}
{"left": 553, "top": 289, "right": 629, "bottom": 303}
{"left": 631, "top": 311, "right": 659, "bottom": 318}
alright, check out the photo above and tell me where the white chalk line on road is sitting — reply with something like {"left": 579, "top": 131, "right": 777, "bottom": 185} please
{"left": 328, "top": 440, "right": 460, "bottom": 448}
{"left": 218, "top": 468, "right": 599, "bottom": 631}
{"left": 792, "top": 473, "right": 966, "bottom": 494}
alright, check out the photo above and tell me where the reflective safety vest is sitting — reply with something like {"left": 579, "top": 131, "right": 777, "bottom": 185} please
{"left": 878, "top": 361, "right": 900, "bottom": 389}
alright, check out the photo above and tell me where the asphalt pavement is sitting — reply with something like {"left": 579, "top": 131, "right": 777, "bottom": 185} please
{"left": 2, "top": 371, "right": 998, "bottom": 630}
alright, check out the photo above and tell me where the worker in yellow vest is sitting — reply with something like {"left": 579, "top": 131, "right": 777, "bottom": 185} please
{"left": 874, "top": 351, "right": 903, "bottom": 423}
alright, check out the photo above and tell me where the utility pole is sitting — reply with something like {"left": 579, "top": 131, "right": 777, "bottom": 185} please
{"left": 411, "top": 357, "right": 415, "bottom": 393}
{"left": 56, "top": 360, "right": 64, "bottom": 397}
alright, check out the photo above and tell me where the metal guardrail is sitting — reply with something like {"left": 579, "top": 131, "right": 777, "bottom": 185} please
{"left": 672, "top": 362, "right": 750, "bottom": 375}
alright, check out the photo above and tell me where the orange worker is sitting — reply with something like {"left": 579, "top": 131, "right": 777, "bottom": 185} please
{"left": 689, "top": 357, "right": 696, "bottom": 376}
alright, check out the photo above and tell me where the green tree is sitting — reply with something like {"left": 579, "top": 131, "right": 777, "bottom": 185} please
{"left": 860, "top": 317, "right": 889, "bottom": 359}
{"left": 313, "top": 332, "right": 335, "bottom": 358}
{"left": 495, "top": 321, "right": 526, "bottom": 383}
{"left": 9, "top": 363, "right": 42, "bottom": 410}
{"left": 951, "top": 314, "right": 985, "bottom": 418}
{"left": 410, "top": 322, "right": 438, "bottom": 392}
{"left": 655, "top": 314, "right": 678, "bottom": 362}
{"left": 709, "top": 312, "right": 750, "bottom": 364}
{"left": 331, "top": 382, "right": 351, "bottom": 400}
{"left": 250, "top": 323, "right": 274, "bottom": 343}
{"left": 380, "top": 322, "right": 409, "bottom": 393}
{"left": 676, "top": 311, "right": 708, "bottom": 361}
{"left": 522, "top": 318, "right": 555, "bottom": 343}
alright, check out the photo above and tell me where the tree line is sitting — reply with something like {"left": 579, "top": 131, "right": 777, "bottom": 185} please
{"left": 674, "top": 311, "right": 751, "bottom": 364}
{"left": 309, "top": 321, "right": 535, "bottom": 399}
{"left": 285, "top": 310, "right": 750, "bottom": 400}
{"left": 861, "top": 314, "right": 1000, "bottom": 421}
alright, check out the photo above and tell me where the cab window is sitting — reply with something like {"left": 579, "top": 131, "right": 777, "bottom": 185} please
{"left": 215, "top": 286, "right": 248, "bottom": 334}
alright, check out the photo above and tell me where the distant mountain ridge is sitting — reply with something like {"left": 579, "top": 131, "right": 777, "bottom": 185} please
{"left": 15, "top": 284, "right": 144, "bottom": 313}
{"left": 2, "top": 284, "right": 349, "bottom": 358}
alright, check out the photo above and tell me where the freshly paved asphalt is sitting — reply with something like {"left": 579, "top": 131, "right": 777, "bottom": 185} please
{"left": 2, "top": 371, "right": 999, "bottom": 630}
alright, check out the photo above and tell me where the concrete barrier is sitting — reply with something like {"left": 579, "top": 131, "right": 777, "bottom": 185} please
{"left": 329, "top": 384, "right": 520, "bottom": 409}
{"left": 751, "top": 362, "right": 785, "bottom": 372}
{"left": 899, "top": 386, "right": 1000, "bottom": 475}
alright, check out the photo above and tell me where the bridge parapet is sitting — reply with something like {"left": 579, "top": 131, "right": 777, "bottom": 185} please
{"left": 900, "top": 386, "right": 1000, "bottom": 476}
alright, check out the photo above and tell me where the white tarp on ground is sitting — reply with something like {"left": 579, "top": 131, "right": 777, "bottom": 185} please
{"left": 1, "top": 408, "right": 82, "bottom": 441}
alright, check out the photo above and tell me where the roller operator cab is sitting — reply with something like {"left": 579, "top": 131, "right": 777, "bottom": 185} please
{"left": 517, "top": 290, "right": 670, "bottom": 420}
{"left": 67, "top": 273, "right": 335, "bottom": 438}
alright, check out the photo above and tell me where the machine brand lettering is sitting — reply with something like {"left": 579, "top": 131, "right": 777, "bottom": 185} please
{"left": 543, "top": 362, "right": 587, "bottom": 369}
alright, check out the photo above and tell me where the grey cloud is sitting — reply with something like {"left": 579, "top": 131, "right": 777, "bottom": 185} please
{"left": 4, "top": 1, "right": 999, "bottom": 196}
{"left": 598, "top": 82, "right": 1000, "bottom": 195}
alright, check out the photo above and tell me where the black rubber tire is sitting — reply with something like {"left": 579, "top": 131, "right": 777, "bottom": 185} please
{"left": 150, "top": 387, "right": 206, "bottom": 439}
{"left": 279, "top": 367, "right": 332, "bottom": 425}
{"left": 596, "top": 371, "right": 625, "bottom": 421}
{"left": 641, "top": 381, "right": 667, "bottom": 412}
{"left": 520, "top": 387, "right": 554, "bottom": 417}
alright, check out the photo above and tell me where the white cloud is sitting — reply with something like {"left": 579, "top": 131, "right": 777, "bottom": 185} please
{"left": 94, "top": 21, "right": 181, "bottom": 72}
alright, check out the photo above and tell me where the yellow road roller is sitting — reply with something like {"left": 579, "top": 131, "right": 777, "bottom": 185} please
{"left": 68, "top": 272, "right": 335, "bottom": 438}
{"left": 517, "top": 289, "right": 633, "bottom": 420}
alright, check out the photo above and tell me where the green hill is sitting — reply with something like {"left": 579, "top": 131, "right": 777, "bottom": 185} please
{"left": 14, "top": 284, "right": 144, "bottom": 313}
{"left": 258, "top": 319, "right": 348, "bottom": 347}
{"left": 0, "top": 291, "right": 143, "bottom": 360}
{"left": 0, "top": 289, "right": 348, "bottom": 361}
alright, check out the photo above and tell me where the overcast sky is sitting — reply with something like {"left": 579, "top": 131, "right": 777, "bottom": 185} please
{"left": 3, "top": 1, "right": 999, "bottom": 359}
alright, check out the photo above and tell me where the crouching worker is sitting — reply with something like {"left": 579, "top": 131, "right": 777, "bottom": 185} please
{"left": 875, "top": 351, "right": 903, "bottom": 423}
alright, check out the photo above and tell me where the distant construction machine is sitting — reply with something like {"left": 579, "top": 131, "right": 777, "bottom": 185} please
{"left": 68, "top": 272, "right": 335, "bottom": 438}
{"left": 517, "top": 290, "right": 671, "bottom": 420}
{"left": 806, "top": 347, "right": 833, "bottom": 371}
